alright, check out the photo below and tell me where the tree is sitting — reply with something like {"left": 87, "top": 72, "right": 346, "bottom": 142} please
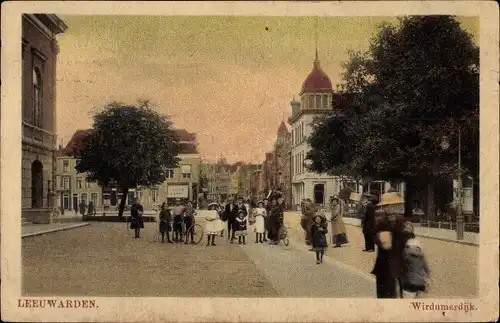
{"left": 76, "top": 100, "right": 180, "bottom": 217}
{"left": 307, "top": 16, "right": 479, "bottom": 218}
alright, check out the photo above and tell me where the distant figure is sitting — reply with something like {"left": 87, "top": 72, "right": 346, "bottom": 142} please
{"left": 158, "top": 202, "right": 173, "bottom": 243}
{"left": 253, "top": 201, "right": 266, "bottom": 243}
{"left": 329, "top": 196, "right": 348, "bottom": 247}
{"left": 362, "top": 195, "right": 378, "bottom": 252}
{"left": 172, "top": 199, "right": 186, "bottom": 242}
{"left": 205, "top": 203, "right": 222, "bottom": 246}
{"left": 87, "top": 201, "right": 95, "bottom": 217}
{"left": 234, "top": 208, "right": 248, "bottom": 245}
{"left": 130, "top": 198, "right": 144, "bottom": 239}
{"left": 78, "top": 201, "right": 87, "bottom": 218}
{"left": 184, "top": 201, "right": 197, "bottom": 244}
{"left": 310, "top": 214, "right": 328, "bottom": 264}
{"left": 301, "top": 199, "right": 316, "bottom": 246}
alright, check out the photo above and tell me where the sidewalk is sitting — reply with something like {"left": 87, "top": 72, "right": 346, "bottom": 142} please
{"left": 22, "top": 223, "right": 90, "bottom": 238}
{"left": 342, "top": 217, "right": 478, "bottom": 246}
{"left": 284, "top": 212, "right": 478, "bottom": 298}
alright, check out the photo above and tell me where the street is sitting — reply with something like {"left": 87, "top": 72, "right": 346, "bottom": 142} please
{"left": 22, "top": 220, "right": 375, "bottom": 297}
{"left": 22, "top": 212, "right": 477, "bottom": 298}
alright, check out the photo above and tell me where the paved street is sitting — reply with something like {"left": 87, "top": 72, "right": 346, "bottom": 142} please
{"left": 22, "top": 211, "right": 477, "bottom": 298}
{"left": 284, "top": 211, "right": 479, "bottom": 298}
{"left": 22, "top": 220, "right": 375, "bottom": 297}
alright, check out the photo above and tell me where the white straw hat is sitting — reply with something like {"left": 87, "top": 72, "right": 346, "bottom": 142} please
{"left": 378, "top": 192, "right": 405, "bottom": 206}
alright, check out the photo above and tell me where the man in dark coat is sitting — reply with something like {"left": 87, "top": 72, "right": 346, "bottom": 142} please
{"left": 224, "top": 198, "right": 241, "bottom": 243}
{"left": 362, "top": 195, "right": 377, "bottom": 252}
{"left": 130, "top": 198, "right": 144, "bottom": 239}
{"left": 371, "top": 192, "right": 406, "bottom": 298}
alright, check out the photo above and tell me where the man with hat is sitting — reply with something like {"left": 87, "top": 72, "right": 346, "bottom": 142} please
{"left": 361, "top": 193, "right": 378, "bottom": 252}
{"left": 371, "top": 191, "right": 406, "bottom": 298}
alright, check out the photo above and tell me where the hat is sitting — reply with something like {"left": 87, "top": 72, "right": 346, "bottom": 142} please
{"left": 378, "top": 192, "right": 405, "bottom": 206}
{"left": 257, "top": 200, "right": 264, "bottom": 206}
{"left": 312, "top": 213, "right": 326, "bottom": 222}
{"left": 208, "top": 202, "right": 219, "bottom": 208}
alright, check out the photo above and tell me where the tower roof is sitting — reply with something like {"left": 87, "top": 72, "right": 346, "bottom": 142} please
{"left": 277, "top": 120, "right": 289, "bottom": 134}
{"left": 300, "top": 57, "right": 333, "bottom": 95}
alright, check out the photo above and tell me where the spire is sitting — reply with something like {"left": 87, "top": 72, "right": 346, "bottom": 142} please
{"left": 315, "top": 16, "right": 319, "bottom": 62}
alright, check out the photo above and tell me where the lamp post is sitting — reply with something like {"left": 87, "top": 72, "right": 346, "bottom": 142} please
{"left": 440, "top": 124, "right": 464, "bottom": 240}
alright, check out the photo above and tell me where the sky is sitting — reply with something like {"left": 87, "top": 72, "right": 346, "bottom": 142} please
{"left": 55, "top": 15, "right": 478, "bottom": 164}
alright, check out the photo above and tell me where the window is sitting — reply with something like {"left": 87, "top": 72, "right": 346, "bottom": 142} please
{"left": 80, "top": 193, "right": 88, "bottom": 204}
{"left": 322, "top": 95, "right": 328, "bottom": 109}
{"left": 301, "top": 123, "right": 305, "bottom": 142}
{"left": 291, "top": 130, "right": 294, "bottom": 145}
{"left": 152, "top": 189, "right": 159, "bottom": 202}
{"left": 315, "top": 95, "right": 321, "bottom": 109}
{"left": 63, "top": 177, "right": 70, "bottom": 190}
{"left": 62, "top": 160, "right": 69, "bottom": 173}
{"left": 33, "top": 68, "right": 42, "bottom": 127}
{"left": 63, "top": 193, "right": 70, "bottom": 210}
{"left": 308, "top": 95, "right": 314, "bottom": 110}
{"left": 76, "top": 178, "right": 82, "bottom": 189}
{"left": 85, "top": 178, "right": 91, "bottom": 188}
{"left": 166, "top": 169, "right": 174, "bottom": 179}
{"left": 91, "top": 193, "right": 99, "bottom": 206}
{"left": 181, "top": 165, "right": 191, "bottom": 179}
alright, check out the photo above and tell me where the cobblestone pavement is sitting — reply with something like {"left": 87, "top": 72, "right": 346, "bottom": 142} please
{"left": 284, "top": 212, "right": 479, "bottom": 298}
{"left": 22, "top": 222, "right": 277, "bottom": 297}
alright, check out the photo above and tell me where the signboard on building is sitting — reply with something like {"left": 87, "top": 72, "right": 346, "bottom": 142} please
{"left": 167, "top": 185, "right": 189, "bottom": 198}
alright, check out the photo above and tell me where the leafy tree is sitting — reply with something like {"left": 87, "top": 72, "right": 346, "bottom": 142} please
{"left": 76, "top": 100, "right": 180, "bottom": 217}
{"left": 307, "top": 16, "right": 479, "bottom": 218}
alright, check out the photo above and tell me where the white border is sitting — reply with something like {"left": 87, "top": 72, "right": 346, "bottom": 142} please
{"left": 1, "top": 1, "right": 499, "bottom": 322}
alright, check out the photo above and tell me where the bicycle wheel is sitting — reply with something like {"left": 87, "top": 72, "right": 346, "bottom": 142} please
{"left": 153, "top": 231, "right": 161, "bottom": 243}
{"left": 190, "top": 223, "right": 204, "bottom": 244}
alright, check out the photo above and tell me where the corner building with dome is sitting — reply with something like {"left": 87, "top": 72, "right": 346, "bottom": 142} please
{"left": 288, "top": 53, "right": 344, "bottom": 208}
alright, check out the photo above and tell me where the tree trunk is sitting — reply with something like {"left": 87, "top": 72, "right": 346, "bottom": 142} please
{"left": 425, "top": 181, "right": 436, "bottom": 221}
{"left": 118, "top": 187, "right": 129, "bottom": 218}
{"left": 404, "top": 181, "right": 414, "bottom": 218}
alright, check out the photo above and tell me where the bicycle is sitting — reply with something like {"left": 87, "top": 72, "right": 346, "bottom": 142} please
{"left": 184, "top": 222, "right": 204, "bottom": 244}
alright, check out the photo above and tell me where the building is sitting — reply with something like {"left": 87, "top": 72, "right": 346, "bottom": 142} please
{"left": 249, "top": 165, "right": 266, "bottom": 201}
{"left": 21, "top": 14, "right": 68, "bottom": 223}
{"left": 55, "top": 128, "right": 200, "bottom": 212}
{"left": 288, "top": 52, "right": 341, "bottom": 208}
{"left": 199, "top": 157, "right": 232, "bottom": 204}
{"left": 272, "top": 121, "right": 292, "bottom": 207}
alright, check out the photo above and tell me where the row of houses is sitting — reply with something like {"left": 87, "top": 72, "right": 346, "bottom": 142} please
{"left": 55, "top": 128, "right": 201, "bottom": 213}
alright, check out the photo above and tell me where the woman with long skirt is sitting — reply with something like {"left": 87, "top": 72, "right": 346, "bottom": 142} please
{"left": 253, "top": 201, "right": 266, "bottom": 243}
{"left": 329, "top": 196, "right": 349, "bottom": 247}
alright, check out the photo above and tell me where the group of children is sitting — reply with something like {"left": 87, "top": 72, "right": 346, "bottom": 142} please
{"left": 158, "top": 200, "right": 198, "bottom": 244}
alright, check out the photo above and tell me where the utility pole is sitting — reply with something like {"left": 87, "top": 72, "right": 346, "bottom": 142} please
{"left": 456, "top": 124, "right": 464, "bottom": 240}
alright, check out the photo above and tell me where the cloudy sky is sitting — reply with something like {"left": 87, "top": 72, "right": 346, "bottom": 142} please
{"left": 55, "top": 15, "right": 478, "bottom": 163}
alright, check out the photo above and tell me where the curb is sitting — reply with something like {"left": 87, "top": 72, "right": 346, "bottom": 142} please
{"left": 22, "top": 223, "right": 90, "bottom": 238}
{"left": 343, "top": 223, "right": 478, "bottom": 247}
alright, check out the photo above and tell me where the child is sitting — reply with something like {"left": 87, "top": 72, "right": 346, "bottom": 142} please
{"left": 310, "top": 214, "right": 328, "bottom": 264}
{"left": 158, "top": 202, "right": 173, "bottom": 243}
{"left": 253, "top": 201, "right": 266, "bottom": 243}
{"left": 205, "top": 203, "right": 221, "bottom": 246}
{"left": 401, "top": 236, "right": 430, "bottom": 298}
{"left": 234, "top": 209, "right": 248, "bottom": 245}
{"left": 184, "top": 201, "right": 197, "bottom": 244}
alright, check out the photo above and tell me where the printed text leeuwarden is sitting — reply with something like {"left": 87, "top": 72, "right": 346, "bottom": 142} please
{"left": 18, "top": 299, "right": 98, "bottom": 308}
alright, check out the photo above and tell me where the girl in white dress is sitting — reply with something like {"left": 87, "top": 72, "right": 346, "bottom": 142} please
{"left": 205, "top": 203, "right": 221, "bottom": 246}
{"left": 253, "top": 201, "right": 266, "bottom": 243}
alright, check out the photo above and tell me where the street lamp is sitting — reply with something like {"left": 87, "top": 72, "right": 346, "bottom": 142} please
{"left": 440, "top": 125, "right": 464, "bottom": 240}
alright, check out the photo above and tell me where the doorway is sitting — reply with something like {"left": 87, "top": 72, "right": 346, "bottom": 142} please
{"left": 314, "top": 183, "right": 325, "bottom": 205}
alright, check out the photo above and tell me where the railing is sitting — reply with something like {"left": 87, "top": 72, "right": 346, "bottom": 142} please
{"left": 419, "top": 220, "right": 480, "bottom": 233}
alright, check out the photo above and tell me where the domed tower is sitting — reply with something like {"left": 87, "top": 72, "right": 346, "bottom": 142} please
{"left": 299, "top": 51, "right": 334, "bottom": 111}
